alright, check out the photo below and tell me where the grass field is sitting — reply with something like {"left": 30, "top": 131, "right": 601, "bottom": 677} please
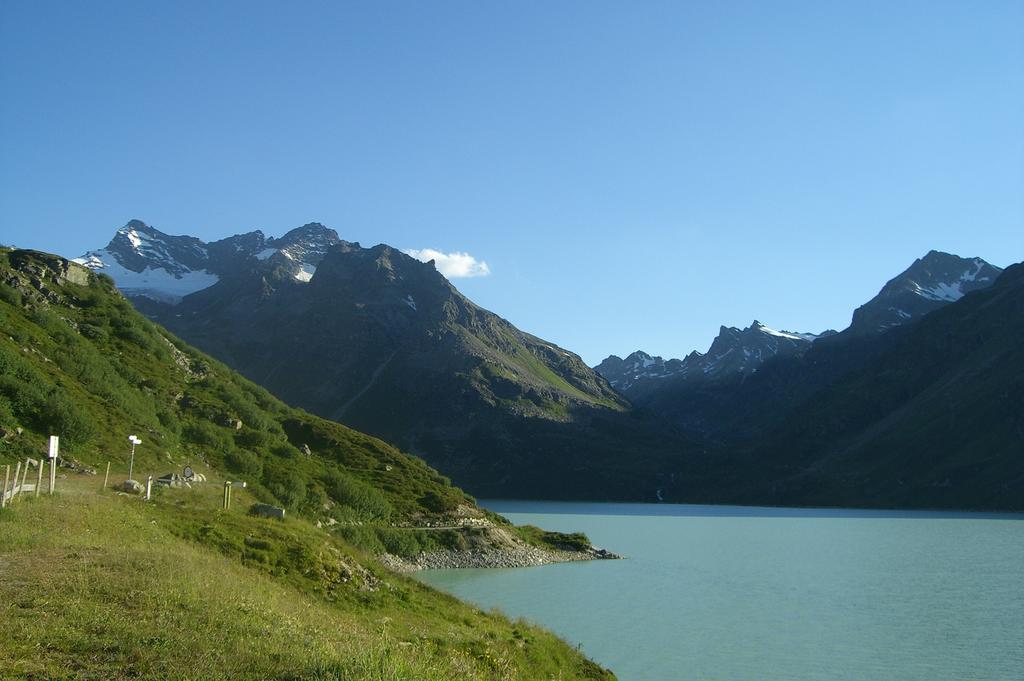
{"left": 0, "top": 473, "right": 614, "bottom": 680}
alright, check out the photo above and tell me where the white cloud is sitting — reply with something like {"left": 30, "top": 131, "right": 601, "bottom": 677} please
{"left": 403, "top": 248, "right": 491, "bottom": 278}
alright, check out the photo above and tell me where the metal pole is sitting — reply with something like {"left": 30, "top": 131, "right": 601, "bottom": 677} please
{"left": 35, "top": 460, "right": 43, "bottom": 497}
{"left": 128, "top": 441, "right": 136, "bottom": 481}
{"left": 102, "top": 462, "right": 110, "bottom": 492}
{"left": 1, "top": 464, "right": 9, "bottom": 508}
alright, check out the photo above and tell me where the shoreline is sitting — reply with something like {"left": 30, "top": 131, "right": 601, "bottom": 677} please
{"left": 378, "top": 544, "right": 621, "bottom": 572}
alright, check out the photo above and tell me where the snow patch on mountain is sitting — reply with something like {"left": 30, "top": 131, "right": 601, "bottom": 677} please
{"left": 73, "top": 249, "right": 219, "bottom": 304}
{"left": 295, "top": 263, "right": 316, "bottom": 282}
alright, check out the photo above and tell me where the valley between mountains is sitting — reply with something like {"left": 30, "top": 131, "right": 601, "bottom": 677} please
{"left": 72, "top": 221, "right": 1023, "bottom": 511}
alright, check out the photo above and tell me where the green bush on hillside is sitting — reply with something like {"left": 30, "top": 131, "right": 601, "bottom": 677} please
{"left": 225, "top": 448, "right": 264, "bottom": 479}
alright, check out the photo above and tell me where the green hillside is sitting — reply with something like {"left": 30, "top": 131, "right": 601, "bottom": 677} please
{"left": 0, "top": 248, "right": 471, "bottom": 523}
{"left": 0, "top": 248, "right": 614, "bottom": 679}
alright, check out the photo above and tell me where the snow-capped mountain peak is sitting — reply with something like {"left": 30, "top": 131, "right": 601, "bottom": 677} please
{"left": 73, "top": 221, "right": 216, "bottom": 304}
{"left": 595, "top": 321, "right": 825, "bottom": 395}
{"left": 593, "top": 351, "right": 690, "bottom": 391}
{"left": 75, "top": 220, "right": 344, "bottom": 303}
{"left": 849, "top": 251, "right": 1002, "bottom": 335}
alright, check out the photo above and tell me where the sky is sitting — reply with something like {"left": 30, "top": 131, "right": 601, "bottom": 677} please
{"left": 2, "top": 1, "right": 1022, "bottom": 365}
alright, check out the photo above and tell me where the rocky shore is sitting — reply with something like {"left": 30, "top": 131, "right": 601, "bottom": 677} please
{"left": 378, "top": 544, "right": 620, "bottom": 573}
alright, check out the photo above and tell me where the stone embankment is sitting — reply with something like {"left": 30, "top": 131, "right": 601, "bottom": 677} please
{"left": 378, "top": 544, "right": 620, "bottom": 573}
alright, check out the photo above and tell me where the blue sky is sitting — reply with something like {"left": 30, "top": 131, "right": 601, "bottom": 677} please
{"left": 2, "top": 1, "right": 1022, "bottom": 364}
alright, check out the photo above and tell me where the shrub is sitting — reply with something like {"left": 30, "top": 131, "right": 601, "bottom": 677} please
{"left": 78, "top": 323, "right": 108, "bottom": 342}
{"left": 183, "top": 421, "right": 234, "bottom": 452}
{"left": 0, "top": 285, "right": 22, "bottom": 307}
{"left": 335, "top": 526, "right": 385, "bottom": 554}
{"left": 224, "top": 449, "right": 263, "bottom": 479}
{"left": 376, "top": 528, "right": 424, "bottom": 557}
{"left": 42, "top": 391, "right": 95, "bottom": 444}
{"left": 234, "top": 427, "right": 272, "bottom": 449}
{"left": 419, "top": 490, "right": 458, "bottom": 514}
{"left": 329, "top": 472, "right": 393, "bottom": 521}
{"left": 263, "top": 467, "right": 309, "bottom": 509}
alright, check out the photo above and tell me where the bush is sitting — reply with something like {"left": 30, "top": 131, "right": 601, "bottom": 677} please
{"left": 329, "top": 472, "right": 393, "bottom": 521}
{"left": 335, "top": 526, "right": 385, "bottom": 554}
{"left": 271, "top": 443, "right": 300, "bottom": 459}
{"left": 78, "top": 323, "right": 108, "bottom": 342}
{"left": 376, "top": 528, "right": 424, "bottom": 557}
{"left": 234, "top": 427, "right": 272, "bottom": 449}
{"left": 263, "top": 467, "right": 308, "bottom": 509}
{"left": 419, "top": 490, "right": 458, "bottom": 514}
{"left": 42, "top": 391, "right": 95, "bottom": 444}
{"left": 225, "top": 449, "right": 263, "bottom": 479}
{"left": 0, "top": 285, "right": 22, "bottom": 307}
{"left": 183, "top": 421, "right": 234, "bottom": 452}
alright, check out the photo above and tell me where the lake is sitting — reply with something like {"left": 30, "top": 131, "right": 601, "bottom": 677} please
{"left": 417, "top": 501, "right": 1024, "bottom": 681}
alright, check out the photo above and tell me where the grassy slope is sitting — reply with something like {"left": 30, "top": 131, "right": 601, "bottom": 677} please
{"left": 0, "top": 248, "right": 471, "bottom": 524}
{"left": 0, "top": 479, "right": 612, "bottom": 680}
{"left": 0, "top": 248, "right": 613, "bottom": 678}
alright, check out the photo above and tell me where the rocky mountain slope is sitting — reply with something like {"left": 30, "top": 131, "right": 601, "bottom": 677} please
{"left": 847, "top": 250, "right": 1002, "bottom": 335}
{"left": 596, "top": 322, "right": 829, "bottom": 398}
{"left": 667, "top": 261, "right": 1024, "bottom": 510}
{"left": 74, "top": 222, "right": 677, "bottom": 499}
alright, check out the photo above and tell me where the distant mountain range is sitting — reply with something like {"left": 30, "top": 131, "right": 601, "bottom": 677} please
{"left": 595, "top": 322, "right": 832, "bottom": 397}
{"left": 74, "top": 223, "right": 1022, "bottom": 510}
{"left": 595, "top": 251, "right": 1002, "bottom": 399}
{"left": 671, "top": 261, "right": 1024, "bottom": 511}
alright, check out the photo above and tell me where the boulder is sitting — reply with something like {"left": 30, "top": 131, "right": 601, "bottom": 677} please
{"left": 122, "top": 480, "right": 144, "bottom": 494}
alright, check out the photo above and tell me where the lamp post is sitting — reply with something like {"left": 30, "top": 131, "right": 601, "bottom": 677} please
{"left": 128, "top": 435, "right": 141, "bottom": 481}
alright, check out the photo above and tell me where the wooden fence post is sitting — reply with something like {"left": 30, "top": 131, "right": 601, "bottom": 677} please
{"left": 11, "top": 462, "right": 21, "bottom": 503}
{"left": 49, "top": 457, "right": 56, "bottom": 495}
{"left": 35, "top": 460, "right": 43, "bottom": 497}
{"left": 1, "top": 464, "right": 9, "bottom": 508}
{"left": 102, "top": 462, "right": 110, "bottom": 492}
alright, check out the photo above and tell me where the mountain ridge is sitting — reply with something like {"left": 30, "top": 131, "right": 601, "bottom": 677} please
{"left": 596, "top": 250, "right": 1002, "bottom": 399}
{"left": 74, "top": 221, "right": 653, "bottom": 499}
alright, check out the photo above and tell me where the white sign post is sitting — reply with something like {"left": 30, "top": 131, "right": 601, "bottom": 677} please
{"left": 127, "top": 435, "right": 141, "bottom": 481}
{"left": 48, "top": 435, "right": 58, "bottom": 494}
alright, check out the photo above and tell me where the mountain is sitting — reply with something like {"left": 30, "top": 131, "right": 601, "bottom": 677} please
{"left": 593, "top": 351, "right": 689, "bottom": 393}
{"left": 0, "top": 247, "right": 613, "bottom": 679}
{"left": 848, "top": 250, "right": 1002, "bottom": 335}
{"left": 74, "top": 219, "right": 343, "bottom": 302}
{"left": 75, "top": 221, "right": 677, "bottom": 500}
{"left": 596, "top": 321, "right": 829, "bottom": 399}
{"left": 597, "top": 252, "right": 1001, "bottom": 403}
{"left": 667, "top": 261, "right": 1024, "bottom": 510}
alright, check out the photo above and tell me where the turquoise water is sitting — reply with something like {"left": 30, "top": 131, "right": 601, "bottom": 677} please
{"left": 418, "top": 501, "right": 1024, "bottom": 681}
